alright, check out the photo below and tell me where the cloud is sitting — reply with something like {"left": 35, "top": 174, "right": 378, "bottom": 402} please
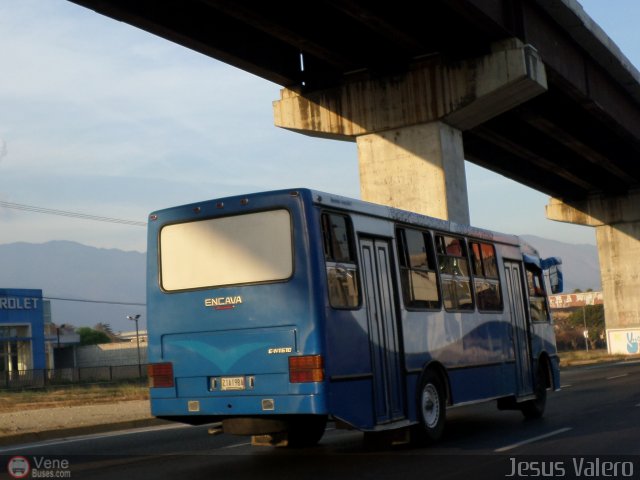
{"left": 0, "top": 139, "right": 6, "bottom": 163}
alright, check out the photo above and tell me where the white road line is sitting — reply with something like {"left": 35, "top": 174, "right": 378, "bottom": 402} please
{"left": 495, "top": 427, "right": 573, "bottom": 453}
{"left": 0, "top": 423, "right": 186, "bottom": 453}
{"left": 561, "top": 384, "right": 572, "bottom": 389}
{"left": 222, "top": 442, "right": 252, "bottom": 449}
{"left": 614, "top": 359, "right": 640, "bottom": 367}
{"left": 607, "top": 374, "right": 629, "bottom": 380}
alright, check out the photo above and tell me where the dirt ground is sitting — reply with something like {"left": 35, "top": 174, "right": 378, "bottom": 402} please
{"left": 0, "top": 384, "right": 152, "bottom": 437}
{"left": 0, "top": 399, "right": 152, "bottom": 436}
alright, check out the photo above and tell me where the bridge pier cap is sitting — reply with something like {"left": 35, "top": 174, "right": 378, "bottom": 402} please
{"left": 273, "top": 39, "right": 547, "bottom": 223}
{"left": 547, "top": 192, "right": 640, "bottom": 354}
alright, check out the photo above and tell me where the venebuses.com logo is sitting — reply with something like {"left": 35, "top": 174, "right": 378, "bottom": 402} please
{"left": 7, "top": 456, "right": 30, "bottom": 479}
{"left": 6, "top": 455, "right": 71, "bottom": 478}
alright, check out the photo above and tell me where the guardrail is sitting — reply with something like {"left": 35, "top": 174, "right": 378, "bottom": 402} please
{"left": 0, "top": 364, "right": 148, "bottom": 389}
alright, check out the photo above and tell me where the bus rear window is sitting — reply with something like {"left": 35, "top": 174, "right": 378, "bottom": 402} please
{"left": 160, "top": 209, "right": 293, "bottom": 291}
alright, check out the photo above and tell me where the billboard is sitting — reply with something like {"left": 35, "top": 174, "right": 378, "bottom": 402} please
{"left": 607, "top": 329, "right": 640, "bottom": 355}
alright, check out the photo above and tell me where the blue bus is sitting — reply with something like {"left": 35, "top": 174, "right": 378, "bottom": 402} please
{"left": 146, "top": 188, "right": 562, "bottom": 446}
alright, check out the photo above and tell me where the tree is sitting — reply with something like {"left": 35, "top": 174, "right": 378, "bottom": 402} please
{"left": 94, "top": 322, "right": 120, "bottom": 341}
{"left": 94, "top": 322, "right": 114, "bottom": 336}
{"left": 565, "top": 305, "right": 606, "bottom": 350}
{"left": 554, "top": 314, "right": 585, "bottom": 351}
{"left": 77, "top": 327, "right": 112, "bottom": 346}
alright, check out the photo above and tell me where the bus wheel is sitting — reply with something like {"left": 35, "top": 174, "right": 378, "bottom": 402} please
{"left": 520, "top": 365, "right": 547, "bottom": 419}
{"left": 414, "top": 370, "right": 446, "bottom": 444}
{"left": 286, "top": 415, "right": 327, "bottom": 448}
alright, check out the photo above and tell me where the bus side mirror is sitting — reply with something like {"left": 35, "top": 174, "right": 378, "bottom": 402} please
{"left": 548, "top": 265, "right": 563, "bottom": 294}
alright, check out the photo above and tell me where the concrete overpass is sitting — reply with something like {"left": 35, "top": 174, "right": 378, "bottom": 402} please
{"left": 69, "top": 0, "right": 640, "bottom": 352}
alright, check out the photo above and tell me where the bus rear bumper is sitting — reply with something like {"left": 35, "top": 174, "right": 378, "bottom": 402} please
{"left": 150, "top": 393, "right": 327, "bottom": 419}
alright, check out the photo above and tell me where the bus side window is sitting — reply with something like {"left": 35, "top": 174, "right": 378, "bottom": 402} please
{"left": 321, "top": 213, "right": 360, "bottom": 309}
{"left": 526, "top": 267, "right": 550, "bottom": 322}
{"left": 470, "top": 242, "right": 503, "bottom": 312}
{"left": 396, "top": 228, "right": 441, "bottom": 310}
{"left": 435, "top": 235, "right": 473, "bottom": 311}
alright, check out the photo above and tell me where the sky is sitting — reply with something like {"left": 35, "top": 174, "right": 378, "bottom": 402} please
{"left": 0, "top": 1, "right": 638, "bottom": 253}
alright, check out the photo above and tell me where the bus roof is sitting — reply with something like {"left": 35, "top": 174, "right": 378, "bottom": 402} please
{"left": 307, "top": 188, "right": 526, "bottom": 248}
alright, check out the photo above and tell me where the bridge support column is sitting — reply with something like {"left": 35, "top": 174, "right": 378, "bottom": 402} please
{"left": 547, "top": 193, "right": 640, "bottom": 354}
{"left": 356, "top": 122, "right": 469, "bottom": 223}
{"left": 274, "top": 39, "right": 547, "bottom": 222}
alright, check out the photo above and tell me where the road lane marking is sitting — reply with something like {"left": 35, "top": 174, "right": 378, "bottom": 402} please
{"left": 0, "top": 423, "right": 187, "bottom": 453}
{"left": 561, "top": 384, "right": 572, "bottom": 389}
{"left": 223, "top": 442, "right": 252, "bottom": 449}
{"left": 495, "top": 427, "right": 573, "bottom": 453}
{"left": 606, "top": 374, "right": 629, "bottom": 380}
{"left": 614, "top": 359, "right": 640, "bottom": 366}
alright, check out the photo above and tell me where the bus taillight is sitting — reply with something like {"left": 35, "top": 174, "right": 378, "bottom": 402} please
{"left": 148, "top": 362, "right": 174, "bottom": 388}
{"left": 289, "top": 355, "right": 324, "bottom": 383}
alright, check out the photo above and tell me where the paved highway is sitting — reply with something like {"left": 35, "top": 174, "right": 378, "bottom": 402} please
{"left": 2, "top": 361, "right": 639, "bottom": 479}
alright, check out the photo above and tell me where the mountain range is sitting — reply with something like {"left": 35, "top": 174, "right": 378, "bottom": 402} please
{"left": 520, "top": 235, "right": 600, "bottom": 292}
{"left": 0, "top": 241, "right": 145, "bottom": 332}
{"left": 0, "top": 236, "right": 600, "bottom": 330}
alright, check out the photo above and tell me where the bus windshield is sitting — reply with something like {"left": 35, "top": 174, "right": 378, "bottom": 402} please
{"left": 159, "top": 209, "right": 292, "bottom": 291}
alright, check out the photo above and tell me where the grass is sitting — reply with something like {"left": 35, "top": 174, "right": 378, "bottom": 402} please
{"left": 0, "top": 382, "right": 149, "bottom": 413}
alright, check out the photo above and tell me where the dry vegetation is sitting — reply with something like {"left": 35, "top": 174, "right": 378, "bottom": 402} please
{"left": 0, "top": 383, "right": 149, "bottom": 413}
{"left": 558, "top": 349, "right": 640, "bottom": 367}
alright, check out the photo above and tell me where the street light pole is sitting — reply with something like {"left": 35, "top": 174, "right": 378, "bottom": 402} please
{"left": 127, "top": 314, "right": 142, "bottom": 378}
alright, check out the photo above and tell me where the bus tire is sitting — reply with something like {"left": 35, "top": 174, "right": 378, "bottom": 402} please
{"left": 286, "top": 415, "right": 327, "bottom": 448}
{"left": 414, "top": 370, "right": 446, "bottom": 444}
{"left": 520, "top": 365, "right": 547, "bottom": 419}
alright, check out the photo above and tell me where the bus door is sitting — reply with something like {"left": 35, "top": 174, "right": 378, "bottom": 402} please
{"left": 503, "top": 260, "right": 534, "bottom": 396}
{"left": 359, "top": 237, "right": 405, "bottom": 424}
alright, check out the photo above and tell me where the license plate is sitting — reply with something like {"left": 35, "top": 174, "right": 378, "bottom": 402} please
{"left": 221, "top": 376, "right": 245, "bottom": 391}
